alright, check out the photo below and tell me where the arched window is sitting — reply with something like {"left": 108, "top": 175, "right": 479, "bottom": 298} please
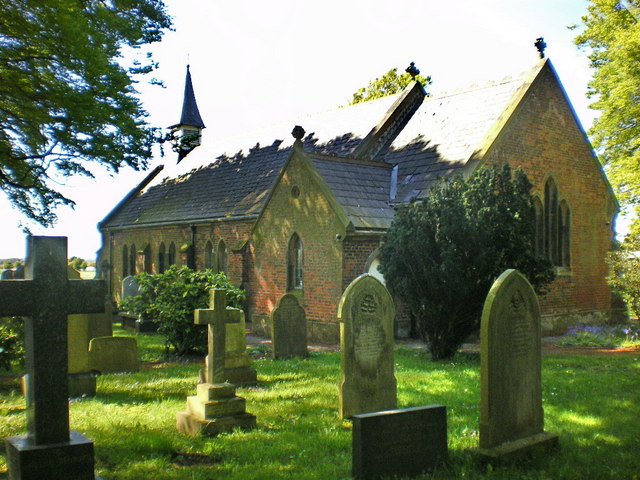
{"left": 558, "top": 200, "right": 571, "bottom": 268}
{"left": 122, "top": 245, "right": 129, "bottom": 278}
{"left": 158, "top": 243, "right": 166, "bottom": 273}
{"left": 216, "top": 239, "right": 227, "bottom": 273}
{"left": 544, "top": 178, "right": 558, "bottom": 265}
{"left": 143, "top": 244, "right": 152, "bottom": 273}
{"left": 541, "top": 177, "right": 570, "bottom": 268}
{"left": 168, "top": 242, "right": 177, "bottom": 266}
{"left": 533, "top": 197, "right": 544, "bottom": 256}
{"left": 287, "top": 233, "right": 303, "bottom": 291}
{"left": 204, "top": 240, "right": 214, "bottom": 269}
{"left": 129, "top": 244, "right": 136, "bottom": 276}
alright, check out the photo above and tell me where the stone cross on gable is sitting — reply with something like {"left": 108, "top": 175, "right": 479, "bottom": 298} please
{"left": 0, "top": 237, "right": 105, "bottom": 446}
{"left": 194, "top": 288, "right": 242, "bottom": 384}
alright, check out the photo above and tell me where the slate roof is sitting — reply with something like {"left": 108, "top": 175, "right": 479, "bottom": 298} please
{"left": 102, "top": 62, "right": 543, "bottom": 231}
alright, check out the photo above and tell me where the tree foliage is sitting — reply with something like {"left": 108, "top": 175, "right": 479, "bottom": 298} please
{"left": 69, "top": 256, "right": 88, "bottom": 271}
{"left": 0, "top": 316, "right": 24, "bottom": 371}
{"left": 120, "top": 266, "right": 246, "bottom": 356}
{"left": 379, "top": 164, "right": 555, "bottom": 360}
{"left": 0, "top": 0, "right": 172, "bottom": 226}
{"left": 607, "top": 233, "right": 640, "bottom": 319}
{"left": 349, "top": 67, "right": 431, "bottom": 105}
{"left": 574, "top": 0, "right": 640, "bottom": 223}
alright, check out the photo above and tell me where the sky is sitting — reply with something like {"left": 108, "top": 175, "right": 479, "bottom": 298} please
{"left": 0, "top": 0, "right": 605, "bottom": 260}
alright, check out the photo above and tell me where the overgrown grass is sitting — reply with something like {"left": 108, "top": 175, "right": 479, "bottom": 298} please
{"left": 0, "top": 331, "right": 639, "bottom": 479}
{"left": 556, "top": 323, "right": 640, "bottom": 349}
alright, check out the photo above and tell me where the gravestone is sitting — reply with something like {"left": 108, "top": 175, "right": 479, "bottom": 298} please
{"left": 352, "top": 405, "right": 448, "bottom": 480}
{"left": 119, "top": 275, "right": 156, "bottom": 333}
{"left": 0, "top": 236, "right": 105, "bottom": 480}
{"left": 270, "top": 293, "right": 308, "bottom": 359}
{"left": 479, "top": 269, "right": 558, "bottom": 459}
{"left": 338, "top": 274, "right": 396, "bottom": 419}
{"left": 176, "top": 289, "right": 256, "bottom": 436}
{"left": 121, "top": 275, "right": 139, "bottom": 299}
{"left": 88, "top": 337, "right": 139, "bottom": 373}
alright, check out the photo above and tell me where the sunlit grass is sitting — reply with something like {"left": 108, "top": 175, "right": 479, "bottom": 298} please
{"left": 0, "top": 333, "right": 639, "bottom": 479}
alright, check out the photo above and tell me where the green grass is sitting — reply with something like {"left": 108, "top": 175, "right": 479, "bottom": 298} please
{"left": 1, "top": 331, "right": 639, "bottom": 479}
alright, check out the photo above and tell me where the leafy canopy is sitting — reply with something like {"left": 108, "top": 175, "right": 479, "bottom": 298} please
{"left": 379, "top": 164, "right": 555, "bottom": 360}
{"left": 349, "top": 67, "right": 431, "bottom": 105}
{"left": 120, "top": 266, "right": 246, "bottom": 356}
{"left": 0, "top": 0, "right": 172, "bottom": 226}
{"left": 574, "top": 0, "right": 640, "bottom": 223}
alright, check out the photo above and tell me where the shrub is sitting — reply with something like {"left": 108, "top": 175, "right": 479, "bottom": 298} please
{"left": 120, "top": 266, "right": 246, "bottom": 355}
{"left": 379, "top": 164, "right": 555, "bottom": 360}
{"left": 0, "top": 316, "right": 25, "bottom": 371}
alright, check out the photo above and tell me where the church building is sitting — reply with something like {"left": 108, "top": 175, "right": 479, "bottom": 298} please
{"left": 98, "top": 57, "right": 619, "bottom": 344}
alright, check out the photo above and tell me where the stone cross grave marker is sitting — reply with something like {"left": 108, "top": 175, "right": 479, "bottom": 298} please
{"left": 338, "top": 274, "right": 396, "bottom": 419}
{"left": 176, "top": 288, "right": 256, "bottom": 436}
{"left": 479, "top": 269, "right": 558, "bottom": 459}
{"left": 270, "top": 292, "right": 308, "bottom": 359}
{"left": 0, "top": 236, "right": 105, "bottom": 479}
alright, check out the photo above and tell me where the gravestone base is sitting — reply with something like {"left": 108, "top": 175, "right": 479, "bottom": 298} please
{"left": 5, "top": 430, "right": 96, "bottom": 480}
{"left": 224, "top": 366, "right": 257, "bottom": 387}
{"left": 68, "top": 373, "right": 97, "bottom": 397}
{"left": 176, "top": 382, "right": 256, "bottom": 436}
{"left": 135, "top": 318, "right": 158, "bottom": 334}
{"left": 477, "top": 431, "right": 559, "bottom": 462}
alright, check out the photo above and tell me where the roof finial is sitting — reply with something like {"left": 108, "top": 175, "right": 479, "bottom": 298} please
{"left": 405, "top": 62, "right": 420, "bottom": 79}
{"left": 534, "top": 37, "right": 547, "bottom": 59}
{"left": 291, "top": 125, "right": 305, "bottom": 141}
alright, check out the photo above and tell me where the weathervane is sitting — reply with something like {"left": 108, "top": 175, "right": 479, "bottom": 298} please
{"left": 405, "top": 62, "right": 420, "bottom": 79}
{"left": 534, "top": 37, "right": 547, "bottom": 59}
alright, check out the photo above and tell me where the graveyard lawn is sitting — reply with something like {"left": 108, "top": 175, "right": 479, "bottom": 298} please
{"left": 0, "top": 330, "right": 639, "bottom": 479}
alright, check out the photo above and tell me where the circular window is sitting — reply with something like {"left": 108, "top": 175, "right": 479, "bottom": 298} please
{"left": 291, "top": 185, "right": 301, "bottom": 198}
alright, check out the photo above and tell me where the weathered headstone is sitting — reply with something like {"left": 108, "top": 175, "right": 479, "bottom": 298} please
{"left": 0, "top": 236, "right": 105, "bottom": 480}
{"left": 176, "top": 289, "right": 256, "bottom": 436}
{"left": 270, "top": 293, "right": 308, "bottom": 359}
{"left": 119, "top": 275, "right": 157, "bottom": 333}
{"left": 479, "top": 269, "right": 558, "bottom": 459}
{"left": 88, "top": 337, "right": 139, "bottom": 373}
{"left": 121, "top": 275, "right": 139, "bottom": 299}
{"left": 352, "top": 405, "right": 448, "bottom": 480}
{"left": 338, "top": 274, "right": 396, "bottom": 419}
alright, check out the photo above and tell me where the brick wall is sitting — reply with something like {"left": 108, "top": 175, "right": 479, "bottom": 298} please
{"left": 105, "top": 218, "right": 253, "bottom": 303}
{"left": 484, "top": 63, "right": 617, "bottom": 330}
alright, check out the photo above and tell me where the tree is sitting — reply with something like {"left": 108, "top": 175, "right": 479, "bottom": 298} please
{"left": 120, "top": 266, "right": 246, "bottom": 355}
{"left": 379, "top": 164, "right": 555, "bottom": 360}
{"left": 0, "top": 0, "right": 172, "bottom": 226}
{"left": 349, "top": 66, "right": 431, "bottom": 105}
{"left": 574, "top": 0, "right": 640, "bottom": 225}
{"left": 607, "top": 233, "right": 640, "bottom": 319}
{"left": 69, "top": 256, "right": 88, "bottom": 271}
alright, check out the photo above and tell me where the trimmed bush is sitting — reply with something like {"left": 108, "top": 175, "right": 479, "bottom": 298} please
{"left": 120, "top": 266, "right": 245, "bottom": 355}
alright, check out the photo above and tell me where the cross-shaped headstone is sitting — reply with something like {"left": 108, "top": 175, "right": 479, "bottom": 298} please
{"left": 194, "top": 289, "right": 242, "bottom": 384}
{"left": 0, "top": 236, "right": 105, "bottom": 445}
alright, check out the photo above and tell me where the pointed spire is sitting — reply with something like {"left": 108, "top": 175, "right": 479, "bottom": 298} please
{"left": 179, "top": 65, "right": 205, "bottom": 128}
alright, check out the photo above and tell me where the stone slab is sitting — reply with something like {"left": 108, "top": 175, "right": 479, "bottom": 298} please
{"left": 197, "top": 382, "right": 236, "bottom": 400}
{"left": 5, "top": 430, "right": 95, "bottom": 480}
{"left": 88, "top": 336, "right": 138, "bottom": 373}
{"left": 68, "top": 373, "right": 97, "bottom": 398}
{"left": 176, "top": 411, "right": 256, "bottom": 437}
{"left": 352, "top": 405, "right": 448, "bottom": 480}
{"left": 186, "top": 395, "right": 246, "bottom": 419}
{"left": 477, "top": 431, "right": 559, "bottom": 462}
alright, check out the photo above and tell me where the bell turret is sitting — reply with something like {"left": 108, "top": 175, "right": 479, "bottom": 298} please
{"left": 170, "top": 65, "right": 205, "bottom": 162}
